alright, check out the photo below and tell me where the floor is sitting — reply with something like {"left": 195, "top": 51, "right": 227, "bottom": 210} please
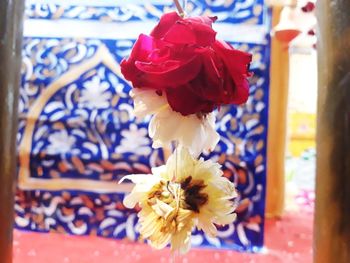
{"left": 13, "top": 208, "right": 313, "bottom": 263}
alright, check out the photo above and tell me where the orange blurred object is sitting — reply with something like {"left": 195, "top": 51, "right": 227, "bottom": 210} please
{"left": 273, "top": 7, "right": 301, "bottom": 43}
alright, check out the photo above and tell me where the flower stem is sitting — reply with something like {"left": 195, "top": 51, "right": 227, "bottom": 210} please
{"left": 173, "top": 0, "right": 185, "bottom": 17}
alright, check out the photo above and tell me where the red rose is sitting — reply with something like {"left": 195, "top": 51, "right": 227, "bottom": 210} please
{"left": 121, "top": 12, "right": 252, "bottom": 116}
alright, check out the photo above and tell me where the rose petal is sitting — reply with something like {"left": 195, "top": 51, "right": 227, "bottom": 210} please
{"left": 120, "top": 34, "right": 153, "bottom": 86}
{"left": 151, "top": 12, "right": 217, "bottom": 47}
{"left": 214, "top": 40, "right": 252, "bottom": 77}
{"left": 121, "top": 34, "right": 202, "bottom": 88}
{"left": 166, "top": 84, "right": 215, "bottom": 115}
{"left": 186, "top": 50, "right": 225, "bottom": 103}
{"left": 214, "top": 40, "right": 252, "bottom": 104}
{"left": 185, "top": 15, "right": 217, "bottom": 26}
{"left": 163, "top": 20, "right": 216, "bottom": 46}
{"left": 224, "top": 74, "right": 250, "bottom": 104}
{"left": 151, "top": 12, "right": 181, "bottom": 39}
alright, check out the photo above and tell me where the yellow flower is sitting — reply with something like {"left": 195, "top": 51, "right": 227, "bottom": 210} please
{"left": 120, "top": 147, "right": 237, "bottom": 254}
{"left": 131, "top": 89, "right": 220, "bottom": 157}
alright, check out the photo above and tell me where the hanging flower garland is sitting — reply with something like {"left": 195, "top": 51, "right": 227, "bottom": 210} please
{"left": 119, "top": 0, "right": 252, "bottom": 254}
{"left": 120, "top": 147, "right": 237, "bottom": 253}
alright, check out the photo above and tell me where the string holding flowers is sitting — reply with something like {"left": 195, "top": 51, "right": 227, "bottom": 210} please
{"left": 173, "top": 0, "right": 186, "bottom": 17}
{"left": 119, "top": 0, "right": 252, "bottom": 254}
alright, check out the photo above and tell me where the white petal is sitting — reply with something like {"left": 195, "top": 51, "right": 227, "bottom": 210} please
{"left": 165, "top": 147, "right": 195, "bottom": 181}
{"left": 139, "top": 212, "right": 159, "bottom": 238}
{"left": 173, "top": 231, "right": 192, "bottom": 254}
{"left": 198, "top": 216, "right": 217, "bottom": 238}
{"left": 150, "top": 232, "right": 172, "bottom": 250}
{"left": 119, "top": 174, "right": 160, "bottom": 194}
{"left": 132, "top": 90, "right": 220, "bottom": 156}
{"left": 150, "top": 109, "right": 220, "bottom": 157}
{"left": 120, "top": 174, "right": 160, "bottom": 208}
{"left": 123, "top": 192, "right": 144, "bottom": 209}
{"left": 131, "top": 89, "right": 168, "bottom": 118}
{"left": 151, "top": 199, "right": 175, "bottom": 219}
{"left": 151, "top": 165, "right": 170, "bottom": 181}
{"left": 119, "top": 174, "right": 155, "bottom": 184}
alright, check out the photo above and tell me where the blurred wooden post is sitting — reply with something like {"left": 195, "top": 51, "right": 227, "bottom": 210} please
{"left": 0, "top": 1, "right": 24, "bottom": 262}
{"left": 315, "top": 0, "right": 350, "bottom": 262}
{"left": 266, "top": 6, "right": 289, "bottom": 217}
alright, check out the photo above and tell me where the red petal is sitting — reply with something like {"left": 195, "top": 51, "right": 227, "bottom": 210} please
{"left": 137, "top": 55, "right": 202, "bottom": 88}
{"left": 164, "top": 20, "right": 216, "bottom": 46}
{"left": 185, "top": 16, "right": 217, "bottom": 26}
{"left": 120, "top": 34, "right": 157, "bottom": 87}
{"left": 229, "top": 79, "right": 250, "bottom": 104}
{"left": 213, "top": 40, "right": 252, "bottom": 104}
{"left": 166, "top": 84, "right": 215, "bottom": 116}
{"left": 214, "top": 40, "right": 252, "bottom": 76}
{"left": 150, "top": 12, "right": 181, "bottom": 39}
{"left": 163, "top": 22, "right": 197, "bottom": 45}
{"left": 222, "top": 70, "right": 249, "bottom": 105}
{"left": 122, "top": 34, "right": 202, "bottom": 89}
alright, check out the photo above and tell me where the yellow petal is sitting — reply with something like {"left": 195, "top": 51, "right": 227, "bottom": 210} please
{"left": 149, "top": 231, "right": 172, "bottom": 250}
{"left": 171, "top": 229, "right": 192, "bottom": 254}
{"left": 197, "top": 214, "right": 218, "bottom": 237}
{"left": 151, "top": 199, "right": 175, "bottom": 219}
{"left": 139, "top": 212, "right": 160, "bottom": 238}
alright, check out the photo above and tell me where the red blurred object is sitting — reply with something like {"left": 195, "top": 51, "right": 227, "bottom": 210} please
{"left": 301, "top": 2, "right": 315, "bottom": 12}
{"left": 307, "top": 29, "right": 316, "bottom": 35}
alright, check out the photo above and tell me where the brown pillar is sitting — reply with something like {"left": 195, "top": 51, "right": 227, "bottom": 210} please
{"left": 0, "top": 1, "right": 24, "bottom": 262}
{"left": 266, "top": 6, "right": 289, "bottom": 218}
{"left": 315, "top": 0, "right": 350, "bottom": 262}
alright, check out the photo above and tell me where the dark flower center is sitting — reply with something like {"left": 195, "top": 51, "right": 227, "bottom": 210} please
{"left": 180, "top": 176, "right": 208, "bottom": 213}
{"left": 147, "top": 176, "right": 208, "bottom": 215}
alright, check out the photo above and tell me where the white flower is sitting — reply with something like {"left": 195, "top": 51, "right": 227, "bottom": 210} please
{"left": 115, "top": 124, "right": 151, "bottom": 155}
{"left": 120, "top": 147, "right": 237, "bottom": 254}
{"left": 79, "top": 76, "right": 112, "bottom": 109}
{"left": 131, "top": 89, "right": 220, "bottom": 157}
{"left": 46, "top": 129, "right": 76, "bottom": 155}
